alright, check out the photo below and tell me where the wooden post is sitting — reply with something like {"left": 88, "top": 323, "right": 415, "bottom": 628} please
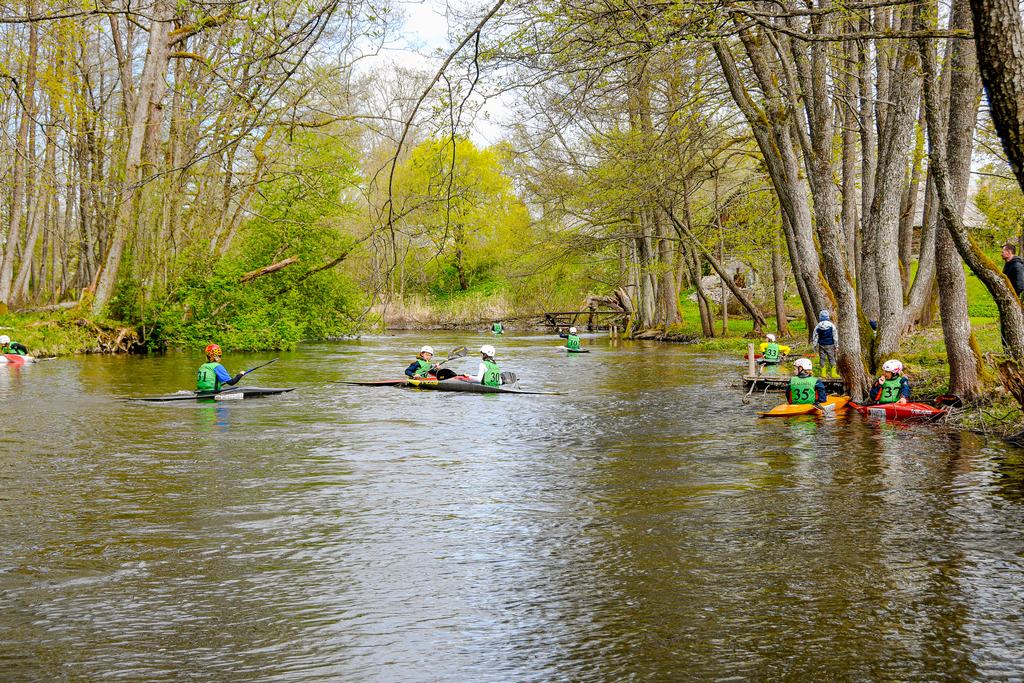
{"left": 748, "top": 342, "right": 756, "bottom": 377}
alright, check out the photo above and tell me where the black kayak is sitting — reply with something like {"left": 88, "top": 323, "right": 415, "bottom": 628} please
{"left": 406, "top": 378, "right": 562, "bottom": 395}
{"left": 131, "top": 387, "right": 295, "bottom": 402}
{"left": 564, "top": 347, "right": 590, "bottom": 353}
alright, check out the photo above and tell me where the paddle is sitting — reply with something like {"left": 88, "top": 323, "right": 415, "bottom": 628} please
{"left": 435, "top": 346, "right": 467, "bottom": 367}
{"left": 241, "top": 357, "right": 278, "bottom": 377}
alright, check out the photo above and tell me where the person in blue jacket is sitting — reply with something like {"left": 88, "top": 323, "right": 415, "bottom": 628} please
{"left": 196, "top": 344, "right": 246, "bottom": 392}
{"left": 812, "top": 310, "right": 838, "bottom": 378}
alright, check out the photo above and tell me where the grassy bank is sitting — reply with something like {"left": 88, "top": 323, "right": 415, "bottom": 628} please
{"left": 0, "top": 311, "right": 135, "bottom": 357}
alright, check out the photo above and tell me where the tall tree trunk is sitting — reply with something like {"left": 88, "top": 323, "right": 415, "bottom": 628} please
{"left": 918, "top": 1, "right": 1024, "bottom": 359}
{"left": 0, "top": 10, "right": 38, "bottom": 306}
{"left": 92, "top": 0, "right": 173, "bottom": 314}
{"left": 935, "top": 0, "right": 982, "bottom": 397}
{"left": 869, "top": 35, "right": 923, "bottom": 361}
{"left": 970, "top": 0, "right": 1024, "bottom": 192}
{"left": 899, "top": 107, "right": 926, "bottom": 294}
{"left": 771, "top": 232, "right": 791, "bottom": 337}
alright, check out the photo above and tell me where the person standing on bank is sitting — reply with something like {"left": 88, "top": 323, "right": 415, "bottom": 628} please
{"left": 812, "top": 310, "right": 839, "bottom": 378}
{"left": 1002, "top": 244, "right": 1024, "bottom": 298}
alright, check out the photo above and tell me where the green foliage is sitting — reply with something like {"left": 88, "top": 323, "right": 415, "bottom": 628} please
{"left": 975, "top": 169, "right": 1024, "bottom": 245}
{"left": 152, "top": 131, "right": 367, "bottom": 350}
{"left": 393, "top": 137, "right": 532, "bottom": 295}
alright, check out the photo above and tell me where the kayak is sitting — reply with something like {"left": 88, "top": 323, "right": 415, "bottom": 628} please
{"left": 849, "top": 401, "right": 947, "bottom": 420}
{"left": 406, "top": 377, "right": 562, "bottom": 395}
{"left": 4, "top": 354, "right": 34, "bottom": 365}
{"left": 131, "top": 387, "right": 295, "bottom": 402}
{"left": 564, "top": 347, "right": 590, "bottom": 354}
{"left": 337, "top": 379, "right": 429, "bottom": 386}
{"left": 759, "top": 395, "right": 850, "bottom": 417}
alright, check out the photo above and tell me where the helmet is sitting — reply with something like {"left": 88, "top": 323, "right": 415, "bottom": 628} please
{"left": 819, "top": 310, "right": 830, "bottom": 321}
{"left": 794, "top": 358, "right": 812, "bottom": 372}
{"left": 569, "top": 327, "right": 577, "bottom": 334}
{"left": 882, "top": 359, "right": 903, "bottom": 374}
{"left": 0, "top": 335, "right": 9, "bottom": 345}
{"left": 766, "top": 333, "right": 776, "bottom": 342}
{"left": 480, "top": 344, "right": 496, "bottom": 357}
{"left": 420, "top": 345, "right": 434, "bottom": 355}
{"left": 204, "top": 343, "right": 222, "bottom": 359}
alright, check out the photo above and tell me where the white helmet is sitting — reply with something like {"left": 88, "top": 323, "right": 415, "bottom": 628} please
{"left": 480, "top": 344, "right": 496, "bottom": 357}
{"left": 569, "top": 327, "right": 577, "bottom": 334}
{"left": 794, "top": 358, "right": 812, "bottom": 372}
{"left": 766, "top": 333, "right": 776, "bottom": 342}
{"left": 882, "top": 359, "right": 903, "bottom": 374}
{"left": 0, "top": 335, "right": 9, "bottom": 345}
{"left": 420, "top": 345, "right": 434, "bottom": 355}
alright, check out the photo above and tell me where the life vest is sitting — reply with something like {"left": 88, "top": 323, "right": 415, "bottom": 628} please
{"left": 197, "top": 362, "right": 223, "bottom": 392}
{"left": 566, "top": 334, "right": 581, "bottom": 350}
{"left": 482, "top": 359, "right": 501, "bottom": 387}
{"left": 413, "top": 357, "right": 433, "bottom": 377}
{"left": 492, "top": 323, "right": 503, "bottom": 334}
{"left": 789, "top": 374, "right": 818, "bottom": 405}
{"left": 762, "top": 342, "right": 781, "bottom": 362}
{"left": 878, "top": 377, "right": 904, "bottom": 404}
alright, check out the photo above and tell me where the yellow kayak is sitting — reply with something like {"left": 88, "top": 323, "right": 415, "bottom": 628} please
{"left": 758, "top": 395, "right": 850, "bottom": 417}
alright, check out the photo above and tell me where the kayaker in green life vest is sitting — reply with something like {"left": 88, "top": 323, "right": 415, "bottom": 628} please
{"left": 491, "top": 321, "right": 504, "bottom": 335}
{"left": 405, "top": 346, "right": 440, "bottom": 378}
{"left": 0, "top": 334, "right": 29, "bottom": 355}
{"left": 559, "top": 326, "right": 581, "bottom": 350}
{"left": 467, "top": 344, "right": 502, "bottom": 387}
{"left": 196, "top": 343, "right": 246, "bottom": 392}
{"left": 757, "top": 333, "right": 790, "bottom": 367}
{"left": 787, "top": 358, "right": 827, "bottom": 407}
{"left": 869, "top": 359, "right": 911, "bottom": 404}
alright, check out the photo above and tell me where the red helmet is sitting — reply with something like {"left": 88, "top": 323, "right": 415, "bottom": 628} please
{"left": 204, "top": 343, "right": 222, "bottom": 359}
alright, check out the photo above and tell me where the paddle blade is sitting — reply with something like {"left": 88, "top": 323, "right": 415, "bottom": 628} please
{"left": 448, "top": 346, "right": 468, "bottom": 360}
{"left": 500, "top": 371, "right": 519, "bottom": 385}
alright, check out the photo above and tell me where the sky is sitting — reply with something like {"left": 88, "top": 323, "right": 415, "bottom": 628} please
{"left": 360, "top": 0, "right": 510, "bottom": 145}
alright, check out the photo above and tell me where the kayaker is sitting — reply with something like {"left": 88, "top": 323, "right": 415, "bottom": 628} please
{"left": 758, "top": 334, "right": 789, "bottom": 366}
{"left": 196, "top": 344, "right": 246, "bottom": 392}
{"left": 0, "top": 334, "right": 29, "bottom": 355}
{"left": 869, "top": 359, "right": 911, "bottom": 405}
{"left": 811, "top": 310, "right": 839, "bottom": 378}
{"left": 559, "top": 326, "right": 582, "bottom": 350}
{"left": 787, "top": 358, "right": 827, "bottom": 407}
{"left": 467, "top": 344, "right": 502, "bottom": 387}
{"left": 491, "top": 321, "right": 504, "bottom": 335}
{"left": 405, "top": 346, "right": 440, "bottom": 378}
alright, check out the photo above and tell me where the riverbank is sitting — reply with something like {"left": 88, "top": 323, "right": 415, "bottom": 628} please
{"left": 0, "top": 310, "right": 146, "bottom": 357}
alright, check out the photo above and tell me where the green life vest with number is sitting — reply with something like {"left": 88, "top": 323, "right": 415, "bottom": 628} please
{"left": 482, "top": 359, "right": 501, "bottom": 387}
{"left": 197, "top": 362, "right": 223, "bottom": 392}
{"left": 878, "top": 377, "right": 904, "bottom": 404}
{"left": 789, "top": 374, "right": 818, "bottom": 405}
{"left": 763, "top": 342, "right": 781, "bottom": 362}
{"left": 413, "top": 358, "right": 433, "bottom": 378}
{"left": 566, "top": 334, "right": 581, "bottom": 350}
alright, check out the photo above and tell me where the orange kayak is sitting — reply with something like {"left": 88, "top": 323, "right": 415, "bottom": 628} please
{"left": 758, "top": 395, "right": 851, "bottom": 417}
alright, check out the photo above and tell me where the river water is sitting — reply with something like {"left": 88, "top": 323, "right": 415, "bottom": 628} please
{"left": 2, "top": 332, "right": 1023, "bottom": 680}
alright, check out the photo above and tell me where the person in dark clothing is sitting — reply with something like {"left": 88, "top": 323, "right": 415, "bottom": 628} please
{"left": 1001, "top": 243, "right": 1024, "bottom": 297}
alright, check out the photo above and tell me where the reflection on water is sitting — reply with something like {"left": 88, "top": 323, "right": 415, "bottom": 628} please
{"left": 1, "top": 333, "right": 1023, "bottom": 680}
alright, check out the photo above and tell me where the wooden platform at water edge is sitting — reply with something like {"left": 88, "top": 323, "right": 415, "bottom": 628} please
{"left": 742, "top": 375, "right": 847, "bottom": 392}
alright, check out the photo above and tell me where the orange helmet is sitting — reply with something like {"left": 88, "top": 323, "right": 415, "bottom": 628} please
{"left": 204, "top": 343, "right": 222, "bottom": 359}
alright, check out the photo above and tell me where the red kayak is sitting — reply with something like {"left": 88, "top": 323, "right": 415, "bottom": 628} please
{"left": 3, "top": 354, "right": 33, "bottom": 365}
{"left": 849, "top": 401, "right": 947, "bottom": 420}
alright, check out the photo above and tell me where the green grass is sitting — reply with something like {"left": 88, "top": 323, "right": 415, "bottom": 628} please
{"left": 0, "top": 311, "right": 107, "bottom": 356}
